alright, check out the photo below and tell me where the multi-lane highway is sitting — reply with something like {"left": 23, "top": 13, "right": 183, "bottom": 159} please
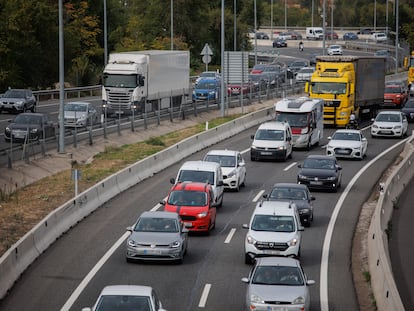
{"left": 0, "top": 117, "right": 409, "bottom": 310}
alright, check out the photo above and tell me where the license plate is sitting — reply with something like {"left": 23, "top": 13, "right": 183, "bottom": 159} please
{"left": 184, "top": 222, "right": 192, "bottom": 227}
{"left": 143, "top": 249, "right": 162, "bottom": 255}
{"left": 261, "top": 152, "right": 272, "bottom": 155}
{"left": 14, "top": 132, "right": 26, "bottom": 138}
{"left": 264, "top": 250, "right": 280, "bottom": 255}
{"left": 268, "top": 307, "right": 288, "bottom": 311}
{"left": 310, "top": 181, "right": 322, "bottom": 185}
{"left": 336, "top": 150, "right": 348, "bottom": 154}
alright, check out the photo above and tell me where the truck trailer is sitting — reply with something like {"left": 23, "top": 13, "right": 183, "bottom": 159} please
{"left": 305, "top": 56, "right": 385, "bottom": 127}
{"left": 102, "top": 50, "right": 190, "bottom": 116}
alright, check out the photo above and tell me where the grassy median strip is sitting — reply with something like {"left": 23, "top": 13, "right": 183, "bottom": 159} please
{"left": 0, "top": 115, "right": 240, "bottom": 256}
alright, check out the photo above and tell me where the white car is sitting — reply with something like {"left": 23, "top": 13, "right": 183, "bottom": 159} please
{"left": 203, "top": 149, "right": 246, "bottom": 191}
{"left": 326, "top": 129, "right": 368, "bottom": 160}
{"left": 295, "top": 67, "right": 315, "bottom": 82}
{"left": 371, "top": 111, "right": 408, "bottom": 138}
{"left": 243, "top": 201, "right": 304, "bottom": 264}
{"left": 82, "top": 285, "right": 167, "bottom": 311}
{"left": 327, "top": 44, "right": 343, "bottom": 55}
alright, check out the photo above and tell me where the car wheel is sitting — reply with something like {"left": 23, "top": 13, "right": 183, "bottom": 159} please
{"left": 306, "top": 139, "right": 311, "bottom": 151}
{"left": 235, "top": 181, "right": 240, "bottom": 192}
{"left": 22, "top": 105, "right": 27, "bottom": 113}
{"left": 241, "top": 175, "right": 246, "bottom": 187}
{"left": 31, "top": 105, "right": 36, "bottom": 113}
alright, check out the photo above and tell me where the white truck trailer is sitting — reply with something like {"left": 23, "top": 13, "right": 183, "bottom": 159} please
{"left": 102, "top": 50, "right": 190, "bottom": 116}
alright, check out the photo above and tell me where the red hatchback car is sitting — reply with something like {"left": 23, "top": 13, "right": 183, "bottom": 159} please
{"left": 383, "top": 84, "right": 408, "bottom": 107}
{"left": 162, "top": 182, "right": 217, "bottom": 234}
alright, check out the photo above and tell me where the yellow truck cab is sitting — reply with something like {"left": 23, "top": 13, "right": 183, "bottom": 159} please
{"left": 305, "top": 56, "right": 385, "bottom": 127}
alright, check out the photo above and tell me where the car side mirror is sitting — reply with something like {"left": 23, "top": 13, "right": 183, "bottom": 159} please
{"left": 311, "top": 196, "right": 315, "bottom": 201}
{"left": 160, "top": 200, "right": 166, "bottom": 205}
{"left": 217, "top": 180, "right": 224, "bottom": 186}
{"left": 251, "top": 134, "right": 255, "bottom": 139}
{"left": 126, "top": 226, "right": 133, "bottom": 232}
{"left": 170, "top": 178, "right": 176, "bottom": 184}
{"left": 298, "top": 164, "right": 302, "bottom": 168}
{"left": 242, "top": 223, "right": 249, "bottom": 229}
{"left": 337, "top": 166, "right": 342, "bottom": 170}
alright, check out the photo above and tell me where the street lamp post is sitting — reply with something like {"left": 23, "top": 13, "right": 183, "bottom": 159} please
{"left": 254, "top": 0, "right": 257, "bottom": 65}
{"left": 171, "top": 0, "right": 173, "bottom": 50}
{"left": 234, "top": 0, "right": 237, "bottom": 51}
{"left": 270, "top": 0, "right": 273, "bottom": 41}
{"left": 104, "top": 0, "right": 108, "bottom": 65}
{"left": 284, "top": 0, "right": 287, "bottom": 31}
{"left": 220, "top": 0, "right": 225, "bottom": 117}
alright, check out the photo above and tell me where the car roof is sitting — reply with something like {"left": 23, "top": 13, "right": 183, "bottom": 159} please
{"left": 205, "top": 149, "right": 238, "bottom": 157}
{"left": 253, "top": 200, "right": 297, "bottom": 216}
{"left": 179, "top": 160, "right": 220, "bottom": 171}
{"left": 140, "top": 210, "right": 180, "bottom": 220}
{"left": 271, "top": 183, "right": 309, "bottom": 191}
{"left": 99, "top": 285, "right": 153, "bottom": 296}
{"left": 377, "top": 110, "right": 401, "bottom": 115}
{"left": 305, "top": 154, "right": 336, "bottom": 160}
{"left": 333, "top": 129, "right": 361, "bottom": 134}
{"left": 170, "top": 181, "right": 212, "bottom": 192}
{"left": 256, "top": 256, "right": 300, "bottom": 267}
{"left": 257, "top": 121, "right": 290, "bottom": 130}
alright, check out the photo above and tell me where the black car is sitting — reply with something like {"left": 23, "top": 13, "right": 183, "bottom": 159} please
{"left": 297, "top": 155, "right": 342, "bottom": 192}
{"left": 249, "top": 74, "right": 269, "bottom": 92}
{"left": 263, "top": 183, "right": 315, "bottom": 227}
{"left": 401, "top": 98, "right": 414, "bottom": 122}
{"left": 4, "top": 113, "right": 56, "bottom": 143}
{"left": 255, "top": 32, "right": 269, "bottom": 40}
{"left": 0, "top": 89, "right": 37, "bottom": 114}
{"left": 272, "top": 38, "right": 287, "bottom": 48}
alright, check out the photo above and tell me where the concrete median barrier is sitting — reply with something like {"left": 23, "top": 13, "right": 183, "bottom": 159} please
{"left": 368, "top": 138, "right": 414, "bottom": 311}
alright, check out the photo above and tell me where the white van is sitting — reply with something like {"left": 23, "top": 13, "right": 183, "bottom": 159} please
{"left": 250, "top": 121, "right": 293, "bottom": 161}
{"left": 171, "top": 161, "right": 224, "bottom": 207}
{"left": 306, "top": 27, "right": 324, "bottom": 40}
{"left": 372, "top": 32, "right": 387, "bottom": 43}
{"left": 243, "top": 200, "right": 304, "bottom": 264}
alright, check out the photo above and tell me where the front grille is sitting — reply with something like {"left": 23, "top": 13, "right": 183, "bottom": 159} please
{"left": 180, "top": 215, "right": 197, "bottom": 221}
{"left": 334, "top": 148, "right": 352, "bottom": 156}
{"left": 107, "top": 90, "right": 133, "bottom": 109}
{"left": 255, "top": 241, "right": 288, "bottom": 251}
{"left": 255, "top": 147, "right": 279, "bottom": 152}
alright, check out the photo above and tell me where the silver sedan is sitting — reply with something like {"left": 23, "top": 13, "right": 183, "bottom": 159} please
{"left": 126, "top": 211, "right": 188, "bottom": 264}
{"left": 326, "top": 129, "right": 368, "bottom": 160}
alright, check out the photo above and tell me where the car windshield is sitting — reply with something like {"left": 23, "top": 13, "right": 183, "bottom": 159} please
{"left": 329, "top": 45, "right": 340, "bottom": 49}
{"left": 134, "top": 217, "right": 179, "bottom": 233}
{"left": 251, "top": 215, "right": 295, "bottom": 232}
{"left": 252, "top": 266, "right": 304, "bottom": 286}
{"left": 404, "top": 100, "right": 414, "bottom": 108}
{"left": 376, "top": 113, "right": 401, "bottom": 122}
{"left": 290, "top": 62, "right": 307, "bottom": 68}
{"left": 103, "top": 74, "right": 138, "bottom": 88}
{"left": 269, "top": 188, "right": 307, "bottom": 201}
{"left": 13, "top": 114, "right": 42, "bottom": 125}
{"left": 249, "top": 75, "right": 265, "bottom": 82}
{"left": 167, "top": 190, "right": 207, "bottom": 206}
{"left": 332, "top": 132, "right": 360, "bottom": 141}
{"left": 252, "top": 64, "right": 267, "bottom": 71}
{"left": 64, "top": 103, "right": 87, "bottom": 112}
{"left": 177, "top": 170, "right": 215, "bottom": 185}
{"left": 3, "top": 90, "right": 26, "bottom": 98}
{"left": 311, "top": 82, "right": 347, "bottom": 94}
{"left": 196, "top": 81, "right": 217, "bottom": 90}
{"left": 255, "top": 129, "right": 284, "bottom": 141}
{"left": 96, "top": 295, "right": 151, "bottom": 311}
{"left": 384, "top": 86, "right": 402, "bottom": 94}
{"left": 200, "top": 72, "right": 216, "bottom": 78}
{"left": 303, "top": 158, "right": 335, "bottom": 169}
{"left": 204, "top": 154, "right": 236, "bottom": 167}
{"left": 275, "top": 112, "right": 308, "bottom": 127}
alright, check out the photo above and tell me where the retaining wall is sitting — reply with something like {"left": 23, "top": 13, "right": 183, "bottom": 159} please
{"left": 368, "top": 137, "right": 414, "bottom": 311}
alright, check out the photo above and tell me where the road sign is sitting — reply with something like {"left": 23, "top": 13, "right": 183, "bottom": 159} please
{"left": 200, "top": 43, "right": 213, "bottom": 56}
{"left": 202, "top": 54, "right": 211, "bottom": 64}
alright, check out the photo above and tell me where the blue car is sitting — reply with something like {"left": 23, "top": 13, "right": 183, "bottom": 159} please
{"left": 192, "top": 78, "right": 220, "bottom": 102}
{"left": 343, "top": 32, "right": 359, "bottom": 40}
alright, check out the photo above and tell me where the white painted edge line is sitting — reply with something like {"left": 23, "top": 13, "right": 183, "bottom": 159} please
{"left": 253, "top": 190, "right": 265, "bottom": 202}
{"left": 60, "top": 231, "right": 130, "bottom": 311}
{"left": 284, "top": 161, "right": 297, "bottom": 171}
{"left": 319, "top": 137, "right": 409, "bottom": 311}
{"left": 241, "top": 148, "right": 250, "bottom": 155}
{"left": 224, "top": 228, "right": 236, "bottom": 244}
{"left": 198, "top": 283, "right": 212, "bottom": 308}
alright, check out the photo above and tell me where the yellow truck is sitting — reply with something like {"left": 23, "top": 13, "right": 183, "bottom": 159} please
{"left": 306, "top": 56, "right": 385, "bottom": 127}
{"left": 407, "top": 51, "right": 414, "bottom": 91}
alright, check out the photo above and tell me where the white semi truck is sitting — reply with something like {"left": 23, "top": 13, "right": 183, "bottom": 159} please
{"left": 102, "top": 50, "right": 190, "bottom": 116}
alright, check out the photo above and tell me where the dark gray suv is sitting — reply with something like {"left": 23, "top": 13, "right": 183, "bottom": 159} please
{"left": 0, "top": 89, "right": 37, "bottom": 114}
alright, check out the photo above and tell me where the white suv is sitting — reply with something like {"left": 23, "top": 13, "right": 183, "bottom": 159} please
{"left": 243, "top": 201, "right": 304, "bottom": 264}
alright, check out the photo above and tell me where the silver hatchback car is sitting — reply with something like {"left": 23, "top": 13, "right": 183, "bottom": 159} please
{"left": 62, "top": 101, "right": 98, "bottom": 128}
{"left": 126, "top": 211, "right": 188, "bottom": 263}
{"left": 242, "top": 256, "right": 315, "bottom": 310}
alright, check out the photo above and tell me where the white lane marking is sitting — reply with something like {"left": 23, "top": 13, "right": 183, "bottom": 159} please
{"left": 241, "top": 147, "right": 250, "bottom": 154}
{"left": 60, "top": 231, "right": 130, "bottom": 311}
{"left": 284, "top": 162, "right": 297, "bottom": 171}
{"left": 151, "top": 202, "right": 163, "bottom": 211}
{"left": 198, "top": 283, "right": 212, "bottom": 308}
{"left": 253, "top": 190, "right": 265, "bottom": 202}
{"left": 320, "top": 137, "right": 409, "bottom": 311}
{"left": 224, "top": 228, "right": 236, "bottom": 244}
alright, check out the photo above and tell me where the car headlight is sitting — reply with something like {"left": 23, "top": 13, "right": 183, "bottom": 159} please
{"left": 327, "top": 176, "right": 336, "bottom": 181}
{"left": 15, "top": 100, "right": 24, "bottom": 106}
{"left": 289, "top": 238, "right": 298, "bottom": 246}
{"left": 127, "top": 239, "right": 136, "bottom": 247}
{"left": 292, "top": 296, "right": 305, "bottom": 304}
{"left": 250, "top": 293, "right": 264, "bottom": 304}
{"left": 246, "top": 235, "right": 257, "bottom": 245}
{"left": 30, "top": 128, "right": 38, "bottom": 134}
{"left": 227, "top": 169, "right": 237, "bottom": 178}
{"left": 372, "top": 124, "right": 378, "bottom": 129}
{"left": 198, "top": 211, "right": 208, "bottom": 218}
{"left": 277, "top": 145, "right": 286, "bottom": 150}
{"left": 251, "top": 145, "right": 258, "bottom": 150}
{"left": 299, "top": 208, "right": 310, "bottom": 214}
{"left": 394, "top": 125, "right": 402, "bottom": 129}
{"left": 209, "top": 91, "right": 215, "bottom": 95}
{"left": 5, "top": 126, "right": 11, "bottom": 133}
{"left": 170, "top": 240, "right": 181, "bottom": 248}
{"left": 192, "top": 90, "right": 196, "bottom": 95}
{"left": 298, "top": 174, "right": 308, "bottom": 180}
